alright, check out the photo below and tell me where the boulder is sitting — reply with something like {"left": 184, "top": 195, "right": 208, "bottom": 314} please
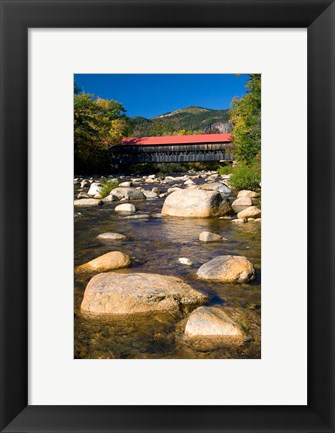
{"left": 80, "top": 272, "right": 208, "bottom": 316}
{"left": 199, "top": 231, "right": 225, "bottom": 242}
{"left": 97, "top": 232, "right": 126, "bottom": 240}
{"left": 237, "top": 206, "right": 261, "bottom": 219}
{"left": 231, "top": 196, "right": 253, "bottom": 213}
{"left": 112, "top": 187, "right": 146, "bottom": 200}
{"left": 152, "top": 187, "right": 161, "bottom": 195}
{"left": 162, "top": 189, "right": 232, "bottom": 218}
{"left": 184, "top": 306, "right": 246, "bottom": 347}
{"left": 74, "top": 198, "right": 103, "bottom": 207}
{"left": 197, "top": 255, "right": 255, "bottom": 283}
{"left": 237, "top": 190, "right": 258, "bottom": 198}
{"left": 87, "top": 182, "right": 102, "bottom": 196}
{"left": 115, "top": 203, "right": 136, "bottom": 213}
{"left": 77, "top": 251, "right": 131, "bottom": 273}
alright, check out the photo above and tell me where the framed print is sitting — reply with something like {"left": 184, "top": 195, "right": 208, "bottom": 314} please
{"left": 0, "top": 0, "right": 334, "bottom": 432}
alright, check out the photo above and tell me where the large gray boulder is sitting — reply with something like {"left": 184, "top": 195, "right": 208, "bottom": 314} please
{"left": 162, "top": 189, "right": 232, "bottom": 218}
{"left": 197, "top": 255, "right": 255, "bottom": 283}
{"left": 112, "top": 187, "right": 146, "bottom": 200}
{"left": 185, "top": 306, "right": 247, "bottom": 348}
{"left": 80, "top": 272, "right": 208, "bottom": 316}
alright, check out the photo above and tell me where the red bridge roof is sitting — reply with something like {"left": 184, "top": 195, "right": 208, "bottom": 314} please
{"left": 120, "top": 133, "right": 232, "bottom": 146}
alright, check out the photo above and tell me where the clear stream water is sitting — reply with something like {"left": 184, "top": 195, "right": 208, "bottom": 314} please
{"left": 74, "top": 175, "right": 261, "bottom": 359}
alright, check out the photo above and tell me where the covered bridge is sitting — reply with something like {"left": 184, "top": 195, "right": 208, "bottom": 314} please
{"left": 110, "top": 133, "right": 233, "bottom": 165}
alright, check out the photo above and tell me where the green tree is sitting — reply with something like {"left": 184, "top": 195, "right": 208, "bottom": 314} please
{"left": 229, "top": 74, "right": 261, "bottom": 164}
{"left": 74, "top": 93, "right": 130, "bottom": 172}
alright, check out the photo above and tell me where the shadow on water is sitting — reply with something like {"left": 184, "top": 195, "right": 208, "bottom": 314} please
{"left": 74, "top": 179, "right": 261, "bottom": 359}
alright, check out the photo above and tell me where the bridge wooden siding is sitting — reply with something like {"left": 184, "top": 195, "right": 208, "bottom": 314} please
{"left": 110, "top": 133, "right": 233, "bottom": 165}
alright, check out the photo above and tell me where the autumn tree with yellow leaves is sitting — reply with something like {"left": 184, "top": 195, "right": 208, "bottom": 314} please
{"left": 74, "top": 93, "right": 131, "bottom": 172}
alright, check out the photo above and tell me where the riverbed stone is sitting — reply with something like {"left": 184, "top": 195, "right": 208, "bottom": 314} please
{"left": 115, "top": 203, "right": 136, "bottom": 213}
{"left": 77, "top": 251, "right": 131, "bottom": 273}
{"left": 112, "top": 187, "right": 146, "bottom": 200}
{"left": 178, "top": 257, "right": 193, "bottom": 266}
{"left": 87, "top": 182, "right": 102, "bottom": 196}
{"left": 123, "top": 214, "right": 149, "bottom": 219}
{"left": 80, "top": 272, "right": 208, "bottom": 316}
{"left": 197, "top": 255, "right": 255, "bottom": 283}
{"left": 237, "top": 190, "right": 258, "bottom": 198}
{"left": 74, "top": 198, "right": 103, "bottom": 207}
{"left": 77, "top": 192, "right": 90, "bottom": 199}
{"left": 185, "top": 306, "right": 246, "bottom": 348}
{"left": 231, "top": 218, "right": 246, "bottom": 224}
{"left": 201, "top": 182, "right": 231, "bottom": 197}
{"left": 199, "top": 231, "right": 225, "bottom": 242}
{"left": 162, "top": 189, "right": 232, "bottom": 218}
{"left": 119, "top": 181, "right": 132, "bottom": 187}
{"left": 97, "top": 232, "right": 126, "bottom": 240}
{"left": 143, "top": 190, "right": 158, "bottom": 198}
{"left": 237, "top": 206, "right": 261, "bottom": 219}
{"left": 102, "top": 193, "right": 120, "bottom": 203}
{"left": 231, "top": 197, "right": 253, "bottom": 213}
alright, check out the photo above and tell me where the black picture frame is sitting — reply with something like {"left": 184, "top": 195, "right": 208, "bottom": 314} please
{"left": 1, "top": 0, "right": 334, "bottom": 432}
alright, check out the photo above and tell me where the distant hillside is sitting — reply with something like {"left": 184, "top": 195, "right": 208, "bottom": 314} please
{"left": 129, "top": 106, "right": 232, "bottom": 137}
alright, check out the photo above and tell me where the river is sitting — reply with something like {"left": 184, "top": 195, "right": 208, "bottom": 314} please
{"left": 74, "top": 173, "right": 261, "bottom": 359}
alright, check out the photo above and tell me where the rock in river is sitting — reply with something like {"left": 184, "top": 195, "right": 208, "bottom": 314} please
{"left": 74, "top": 198, "right": 103, "bottom": 207}
{"left": 77, "top": 251, "right": 131, "bottom": 273}
{"left": 231, "top": 196, "right": 253, "bottom": 213}
{"left": 162, "top": 189, "right": 232, "bottom": 218}
{"left": 237, "top": 206, "right": 261, "bottom": 219}
{"left": 87, "top": 182, "right": 102, "bottom": 196}
{"left": 185, "top": 306, "right": 246, "bottom": 348}
{"left": 115, "top": 203, "right": 136, "bottom": 213}
{"left": 112, "top": 187, "right": 146, "bottom": 200}
{"left": 199, "top": 231, "right": 225, "bottom": 242}
{"left": 97, "top": 232, "right": 126, "bottom": 240}
{"left": 80, "top": 273, "right": 208, "bottom": 316}
{"left": 197, "top": 255, "right": 255, "bottom": 283}
{"left": 178, "top": 257, "right": 193, "bottom": 266}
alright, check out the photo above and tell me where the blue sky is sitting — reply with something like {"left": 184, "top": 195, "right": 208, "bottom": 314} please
{"left": 74, "top": 74, "right": 249, "bottom": 118}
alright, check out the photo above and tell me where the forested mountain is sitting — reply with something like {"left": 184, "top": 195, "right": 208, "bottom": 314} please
{"left": 130, "top": 106, "right": 232, "bottom": 137}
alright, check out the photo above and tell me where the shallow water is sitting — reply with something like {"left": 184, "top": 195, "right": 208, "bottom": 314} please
{"left": 74, "top": 176, "right": 261, "bottom": 359}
